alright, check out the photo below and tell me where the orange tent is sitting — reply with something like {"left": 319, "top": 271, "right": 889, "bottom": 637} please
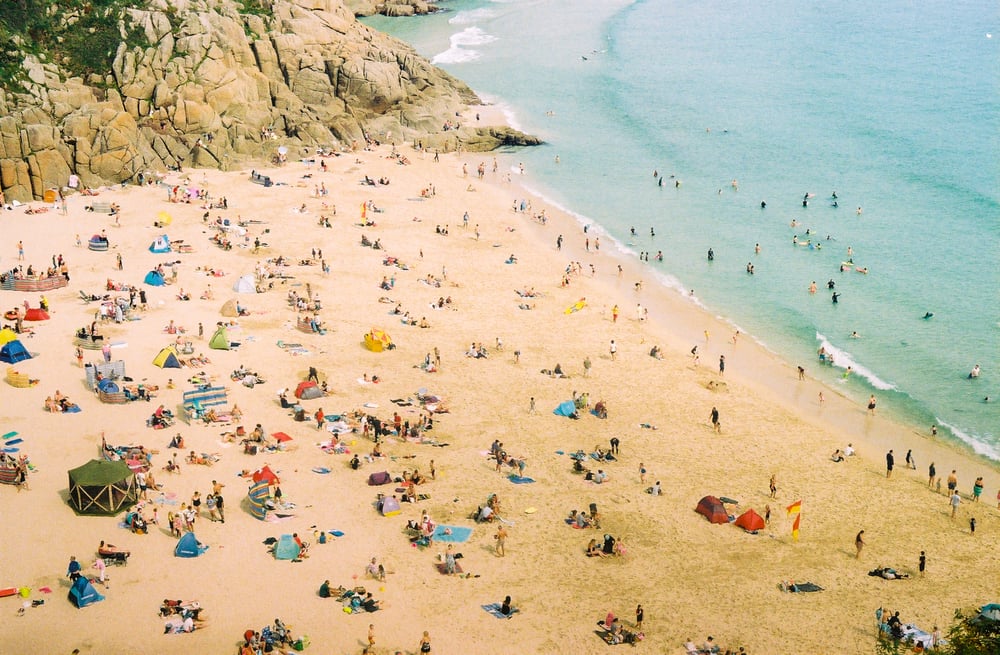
{"left": 695, "top": 495, "right": 730, "bottom": 524}
{"left": 734, "top": 508, "right": 766, "bottom": 532}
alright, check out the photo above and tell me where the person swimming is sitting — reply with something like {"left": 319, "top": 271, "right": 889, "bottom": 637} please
{"left": 923, "top": 312, "right": 934, "bottom": 319}
{"left": 969, "top": 365, "right": 980, "bottom": 379}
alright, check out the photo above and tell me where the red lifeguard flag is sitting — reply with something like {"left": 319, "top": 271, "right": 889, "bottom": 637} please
{"left": 786, "top": 500, "right": 802, "bottom": 541}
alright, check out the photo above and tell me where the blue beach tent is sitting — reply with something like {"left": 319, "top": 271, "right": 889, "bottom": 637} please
{"left": 174, "top": 531, "right": 208, "bottom": 558}
{"left": 68, "top": 576, "right": 105, "bottom": 608}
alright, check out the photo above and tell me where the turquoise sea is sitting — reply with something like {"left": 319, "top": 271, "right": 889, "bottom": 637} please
{"left": 364, "top": 0, "right": 1000, "bottom": 459}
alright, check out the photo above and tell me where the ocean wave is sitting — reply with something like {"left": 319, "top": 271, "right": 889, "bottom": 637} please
{"left": 936, "top": 419, "right": 1000, "bottom": 462}
{"left": 431, "top": 27, "right": 498, "bottom": 65}
{"left": 815, "top": 333, "right": 897, "bottom": 391}
{"left": 450, "top": 8, "right": 497, "bottom": 25}
{"left": 474, "top": 91, "right": 523, "bottom": 131}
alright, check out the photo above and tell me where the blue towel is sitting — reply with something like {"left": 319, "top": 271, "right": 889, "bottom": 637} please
{"left": 482, "top": 603, "right": 518, "bottom": 619}
{"left": 328, "top": 530, "right": 345, "bottom": 537}
{"left": 432, "top": 525, "right": 472, "bottom": 543}
{"left": 508, "top": 475, "right": 535, "bottom": 484}
{"left": 4, "top": 438, "right": 22, "bottom": 446}
{"left": 3, "top": 447, "right": 18, "bottom": 453}
{"left": 312, "top": 467, "right": 331, "bottom": 474}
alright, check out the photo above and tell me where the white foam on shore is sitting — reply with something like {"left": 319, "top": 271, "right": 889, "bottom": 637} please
{"left": 432, "top": 27, "right": 497, "bottom": 65}
{"left": 816, "top": 332, "right": 897, "bottom": 391}
{"left": 937, "top": 419, "right": 1000, "bottom": 461}
{"left": 476, "top": 92, "right": 524, "bottom": 132}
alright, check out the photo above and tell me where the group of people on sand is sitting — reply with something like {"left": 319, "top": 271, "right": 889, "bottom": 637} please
{"left": 586, "top": 533, "right": 625, "bottom": 558}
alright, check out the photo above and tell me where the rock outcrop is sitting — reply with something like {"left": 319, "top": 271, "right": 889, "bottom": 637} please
{"left": 0, "top": 0, "right": 538, "bottom": 201}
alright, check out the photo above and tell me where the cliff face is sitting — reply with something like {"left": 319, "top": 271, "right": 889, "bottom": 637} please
{"left": 0, "top": 0, "right": 538, "bottom": 200}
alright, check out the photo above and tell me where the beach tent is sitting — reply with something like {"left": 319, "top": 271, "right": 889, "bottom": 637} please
{"left": 174, "top": 531, "right": 208, "bottom": 558}
{"left": 24, "top": 308, "right": 49, "bottom": 321}
{"left": 380, "top": 495, "right": 401, "bottom": 517}
{"left": 252, "top": 465, "right": 280, "bottom": 486}
{"left": 976, "top": 603, "right": 1000, "bottom": 622}
{"left": 0, "top": 340, "right": 32, "bottom": 364}
{"left": 152, "top": 346, "right": 181, "bottom": 369}
{"left": 68, "top": 576, "right": 105, "bottom": 608}
{"left": 274, "top": 534, "right": 301, "bottom": 560}
{"left": 143, "top": 270, "right": 166, "bottom": 286}
{"left": 209, "top": 325, "right": 231, "bottom": 350}
{"left": 294, "top": 381, "right": 323, "bottom": 400}
{"left": 220, "top": 299, "right": 239, "bottom": 317}
{"left": 0, "top": 327, "right": 18, "bottom": 345}
{"left": 734, "top": 508, "right": 766, "bottom": 532}
{"left": 155, "top": 211, "right": 173, "bottom": 227}
{"left": 367, "top": 471, "right": 391, "bottom": 486}
{"left": 67, "top": 459, "right": 137, "bottom": 515}
{"left": 363, "top": 328, "right": 392, "bottom": 352}
{"left": 149, "top": 235, "right": 172, "bottom": 253}
{"left": 247, "top": 479, "right": 269, "bottom": 520}
{"left": 97, "top": 378, "right": 120, "bottom": 394}
{"left": 552, "top": 400, "right": 577, "bottom": 417}
{"left": 695, "top": 495, "right": 730, "bottom": 524}
{"left": 232, "top": 275, "right": 256, "bottom": 294}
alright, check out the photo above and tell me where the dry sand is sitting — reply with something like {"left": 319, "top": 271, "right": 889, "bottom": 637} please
{"left": 1, "top": 132, "right": 998, "bottom": 655}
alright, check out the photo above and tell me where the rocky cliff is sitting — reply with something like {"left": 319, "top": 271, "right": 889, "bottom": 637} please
{"left": 0, "top": 0, "right": 538, "bottom": 201}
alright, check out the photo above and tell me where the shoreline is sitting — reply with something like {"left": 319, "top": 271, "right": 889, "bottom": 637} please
{"left": 493, "top": 149, "right": 1000, "bottom": 486}
{"left": 1, "top": 137, "right": 997, "bottom": 654}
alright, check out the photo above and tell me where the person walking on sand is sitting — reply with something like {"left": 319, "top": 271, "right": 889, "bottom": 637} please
{"left": 635, "top": 604, "right": 644, "bottom": 631}
{"left": 528, "top": 397, "right": 536, "bottom": 414}
{"left": 609, "top": 340, "right": 617, "bottom": 361}
{"left": 885, "top": 450, "right": 894, "bottom": 479}
{"left": 855, "top": 530, "right": 866, "bottom": 559}
{"left": 315, "top": 407, "right": 325, "bottom": 430}
{"left": 718, "top": 355, "right": 725, "bottom": 376}
{"left": 368, "top": 624, "right": 376, "bottom": 650}
{"left": 769, "top": 474, "right": 777, "bottom": 499}
{"left": 905, "top": 449, "right": 916, "bottom": 470}
{"left": 583, "top": 356, "right": 592, "bottom": 377}
{"left": 950, "top": 490, "right": 961, "bottom": 518}
{"left": 612, "top": 305, "right": 619, "bottom": 323}
{"left": 495, "top": 524, "right": 508, "bottom": 557}
{"left": 419, "top": 631, "right": 432, "bottom": 653}
{"left": 867, "top": 395, "right": 877, "bottom": 415}
{"left": 928, "top": 462, "right": 936, "bottom": 488}
{"left": 919, "top": 551, "right": 926, "bottom": 577}
{"left": 710, "top": 407, "right": 720, "bottom": 433}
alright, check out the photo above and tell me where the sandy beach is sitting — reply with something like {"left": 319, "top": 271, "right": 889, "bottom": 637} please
{"left": 1, "top": 129, "right": 998, "bottom": 655}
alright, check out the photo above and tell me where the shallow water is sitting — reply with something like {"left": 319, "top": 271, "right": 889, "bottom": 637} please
{"left": 364, "top": 0, "right": 1000, "bottom": 458}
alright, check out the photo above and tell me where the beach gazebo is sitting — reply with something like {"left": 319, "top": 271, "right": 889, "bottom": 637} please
{"left": 67, "top": 459, "right": 138, "bottom": 515}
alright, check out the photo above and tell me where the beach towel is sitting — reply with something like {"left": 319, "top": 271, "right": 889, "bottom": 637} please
{"left": 432, "top": 525, "right": 472, "bottom": 543}
{"left": 482, "top": 603, "right": 519, "bottom": 619}
{"left": 328, "top": 530, "right": 345, "bottom": 537}
{"left": 312, "top": 467, "right": 331, "bottom": 474}
{"left": 508, "top": 475, "right": 535, "bottom": 484}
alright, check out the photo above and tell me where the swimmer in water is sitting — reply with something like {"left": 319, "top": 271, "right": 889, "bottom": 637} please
{"left": 923, "top": 312, "right": 934, "bottom": 319}
{"left": 850, "top": 331, "right": 860, "bottom": 339}
{"left": 755, "top": 243, "right": 761, "bottom": 254}
{"left": 831, "top": 292, "right": 840, "bottom": 304}
{"left": 827, "top": 279, "right": 836, "bottom": 289}
{"left": 707, "top": 248, "right": 714, "bottom": 261}
{"left": 969, "top": 365, "right": 981, "bottom": 379}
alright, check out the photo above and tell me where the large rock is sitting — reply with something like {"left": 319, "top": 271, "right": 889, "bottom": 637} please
{"left": 0, "top": 0, "right": 539, "bottom": 198}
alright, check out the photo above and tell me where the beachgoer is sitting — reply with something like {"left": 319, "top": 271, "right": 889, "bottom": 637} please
{"left": 885, "top": 450, "right": 894, "bottom": 478}
{"left": 950, "top": 490, "right": 961, "bottom": 518}
{"left": 919, "top": 551, "right": 926, "bottom": 577}
{"left": 855, "top": 530, "right": 865, "bottom": 559}
{"left": 495, "top": 525, "right": 507, "bottom": 557}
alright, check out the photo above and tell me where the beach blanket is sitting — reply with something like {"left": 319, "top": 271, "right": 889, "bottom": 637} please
{"left": 508, "top": 475, "right": 535, "bottom": 484}
{"left": 785, "top": 582, "right": 823, "bottom": 593}
{"left": 482, "top": 603, "right": 518, "bottom": 619}
{"left": 312, "top": 467, "right": 331, "bottom": 474}
{"left": 432, "top": 525, "right": 472, "bottom": 543}
{"left": 4, "top": 438, "right": 22, "bottom": 446}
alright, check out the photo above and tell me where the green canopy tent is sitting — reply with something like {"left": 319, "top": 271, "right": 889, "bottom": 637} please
{"left": 67, "top": 459, "right": 138, "bottom": 515}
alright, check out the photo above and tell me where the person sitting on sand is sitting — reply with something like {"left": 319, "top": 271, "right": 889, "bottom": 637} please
{"left": 649, "top": 345, "right": 663, "bottom": 359}
{"left": 831, "top": 449, "right": 845, "bottom": 462}
{"left": 586, "top": 538, "right": 606, "bottom": 557}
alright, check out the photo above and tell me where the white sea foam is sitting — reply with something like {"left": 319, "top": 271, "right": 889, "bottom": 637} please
{"left": 450, "top": 8, "right": 497, "bottom": 25}
{"left": 937, "top": 419, "right": 1000, "bottom": 461}
{"left": 432, "top": 27, "right": 497, "bottom": 65}
{"left": 816, "top": 333, "right": 897, "bottom": 391}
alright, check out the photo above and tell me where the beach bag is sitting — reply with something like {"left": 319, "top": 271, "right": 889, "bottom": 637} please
{"left": 293, "top": 635, "right": 310, "bottom": 651}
